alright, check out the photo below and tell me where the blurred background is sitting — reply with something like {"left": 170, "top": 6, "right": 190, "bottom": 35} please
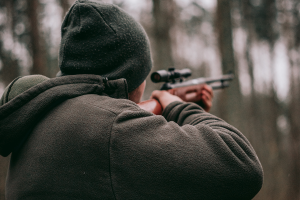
{"left": 0, "top": 0, "right": 299, "bottom": 199}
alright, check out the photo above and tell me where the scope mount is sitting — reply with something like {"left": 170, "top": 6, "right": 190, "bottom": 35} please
{"left": 168, "top": 68, "right": 182, "bottom": 83}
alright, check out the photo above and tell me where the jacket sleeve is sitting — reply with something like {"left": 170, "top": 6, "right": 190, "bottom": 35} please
{"left": 109, "top": 101, "right": 263, "bottom": 200}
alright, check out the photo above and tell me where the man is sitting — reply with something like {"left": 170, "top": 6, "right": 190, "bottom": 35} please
{"left": 0, "top": 0, "right": 263, "bottom": 199}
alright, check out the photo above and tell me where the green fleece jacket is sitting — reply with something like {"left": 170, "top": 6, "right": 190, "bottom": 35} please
{"left": 0, "top": 74, "right": 263, "bottom": 200}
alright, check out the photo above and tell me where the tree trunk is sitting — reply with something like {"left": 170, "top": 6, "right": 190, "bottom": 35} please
{"left": 215, "top": 0, "right": 242, "bottom": 126}
{"left": 0, "top": 3, "right": 18, "bottom": 200}
{"left": 287, "top": 5, "right": 300, "bottom": 194}
{"left": 59, "top": 0, "right": 71, "bottom": 20}
{"left": 143, "top": 0, "right": 177, "bottom": 98}
{"left": 287, "top": 71, "right": 300, "bottom": 200}
{"left": 27, "top": 0, "right": 47, "bottom": 75}
{"left": 152, "top": 0, "right": 175, "bottom": 71}
{"left": 0, "top": 0, "right": 19, "bottom": 86}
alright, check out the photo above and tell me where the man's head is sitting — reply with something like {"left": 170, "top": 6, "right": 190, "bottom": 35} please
{"left": 58, "top": 0, "right": 152, "bottom": 93}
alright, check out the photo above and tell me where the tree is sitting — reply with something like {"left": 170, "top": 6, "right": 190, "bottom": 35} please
{"left": 27, "top": 0, "right": 47, "bottom": 75}
{"left": 215, "top": 0, "right": 242, "bottom": 126}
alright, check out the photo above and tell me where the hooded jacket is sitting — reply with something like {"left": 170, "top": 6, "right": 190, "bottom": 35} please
{"left": 0, "top": 74, "right": 263, "bottom": 200}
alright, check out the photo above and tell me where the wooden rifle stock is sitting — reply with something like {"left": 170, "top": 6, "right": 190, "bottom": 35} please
{"left": 138, "top": 72, "right": 234, "bottom": 115}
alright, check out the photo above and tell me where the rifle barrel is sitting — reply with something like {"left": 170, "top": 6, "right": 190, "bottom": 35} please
{"left": 161, "top": 74, "right": 234, "bottom": 90}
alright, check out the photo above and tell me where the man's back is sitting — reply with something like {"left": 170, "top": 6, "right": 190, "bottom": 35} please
{"left": 0, "top": 0, "right": 263, "bottom": 199}
{"left": 1, "top": 75, "right": 263, "bottom": 200}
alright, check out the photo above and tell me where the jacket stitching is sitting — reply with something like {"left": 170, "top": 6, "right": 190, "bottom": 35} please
{"left": 81, "top": 100, "right": 118, "bottom": 116}
{"left": 108, "top": 115, "right": 118, "bottom": 200}
{"left": 82, "top": 97, "right": 141, "bottom": 114}
{"left": 77, "top": 99, "right": 118, "bottom": 199}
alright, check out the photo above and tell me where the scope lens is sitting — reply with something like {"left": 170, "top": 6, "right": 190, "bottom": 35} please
{"left": 151, "top": 68, "right": 191, "bottom": 83}
{"left": 153, "top": 74, "right": 160, "bottom": 81}
{"left": 151, "top": 72, "right": 162, "bottom": 83}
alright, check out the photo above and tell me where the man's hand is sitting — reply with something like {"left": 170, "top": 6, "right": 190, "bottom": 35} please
{"left": 196, "top": 85, "right": 213, "bottom": 112}
{"left": 151, "top": 90, "right": 183, "bottom": 110}
{"left": 151, "top": 84, "right": 213, "bottom": 112}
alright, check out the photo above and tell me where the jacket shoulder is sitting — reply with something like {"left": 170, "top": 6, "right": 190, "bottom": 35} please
{"left": 75, "top": 94, "right": 142, "bottom": 115}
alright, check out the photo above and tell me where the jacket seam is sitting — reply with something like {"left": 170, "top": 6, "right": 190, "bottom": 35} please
{"left": 81, "top": 100, "right": 118, "bottom": 116}
{"left": 108, "top": 115, "right": 118, "bottom": 200}
{"left": 81, "top": 95, "right": 141, "bottom": 114}
{"left": 79, "top": 99, "right": 118, "bottom": 199}
{"left": 107, "top": 107, "right": 142, "bottom": 200}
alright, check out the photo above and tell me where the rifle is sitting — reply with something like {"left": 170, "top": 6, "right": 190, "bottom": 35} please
{"left": 138, "top": 68, "right": 234, "bottom": 115}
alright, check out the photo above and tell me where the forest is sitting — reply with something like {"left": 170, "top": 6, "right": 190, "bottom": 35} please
{"left": 0, "top": 0, "right": 299, "bottom": 199}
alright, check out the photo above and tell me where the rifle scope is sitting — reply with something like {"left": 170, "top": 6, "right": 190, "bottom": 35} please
{"left": 151, "top": 68, "right": 192, "bottom": 83}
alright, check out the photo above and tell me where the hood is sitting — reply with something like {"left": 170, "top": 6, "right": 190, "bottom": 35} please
{"left": 0, "top": 74, "right": 128, "bottom": 157}
{"left": 58, "top": 0, "right": 152, "bottom": 92}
